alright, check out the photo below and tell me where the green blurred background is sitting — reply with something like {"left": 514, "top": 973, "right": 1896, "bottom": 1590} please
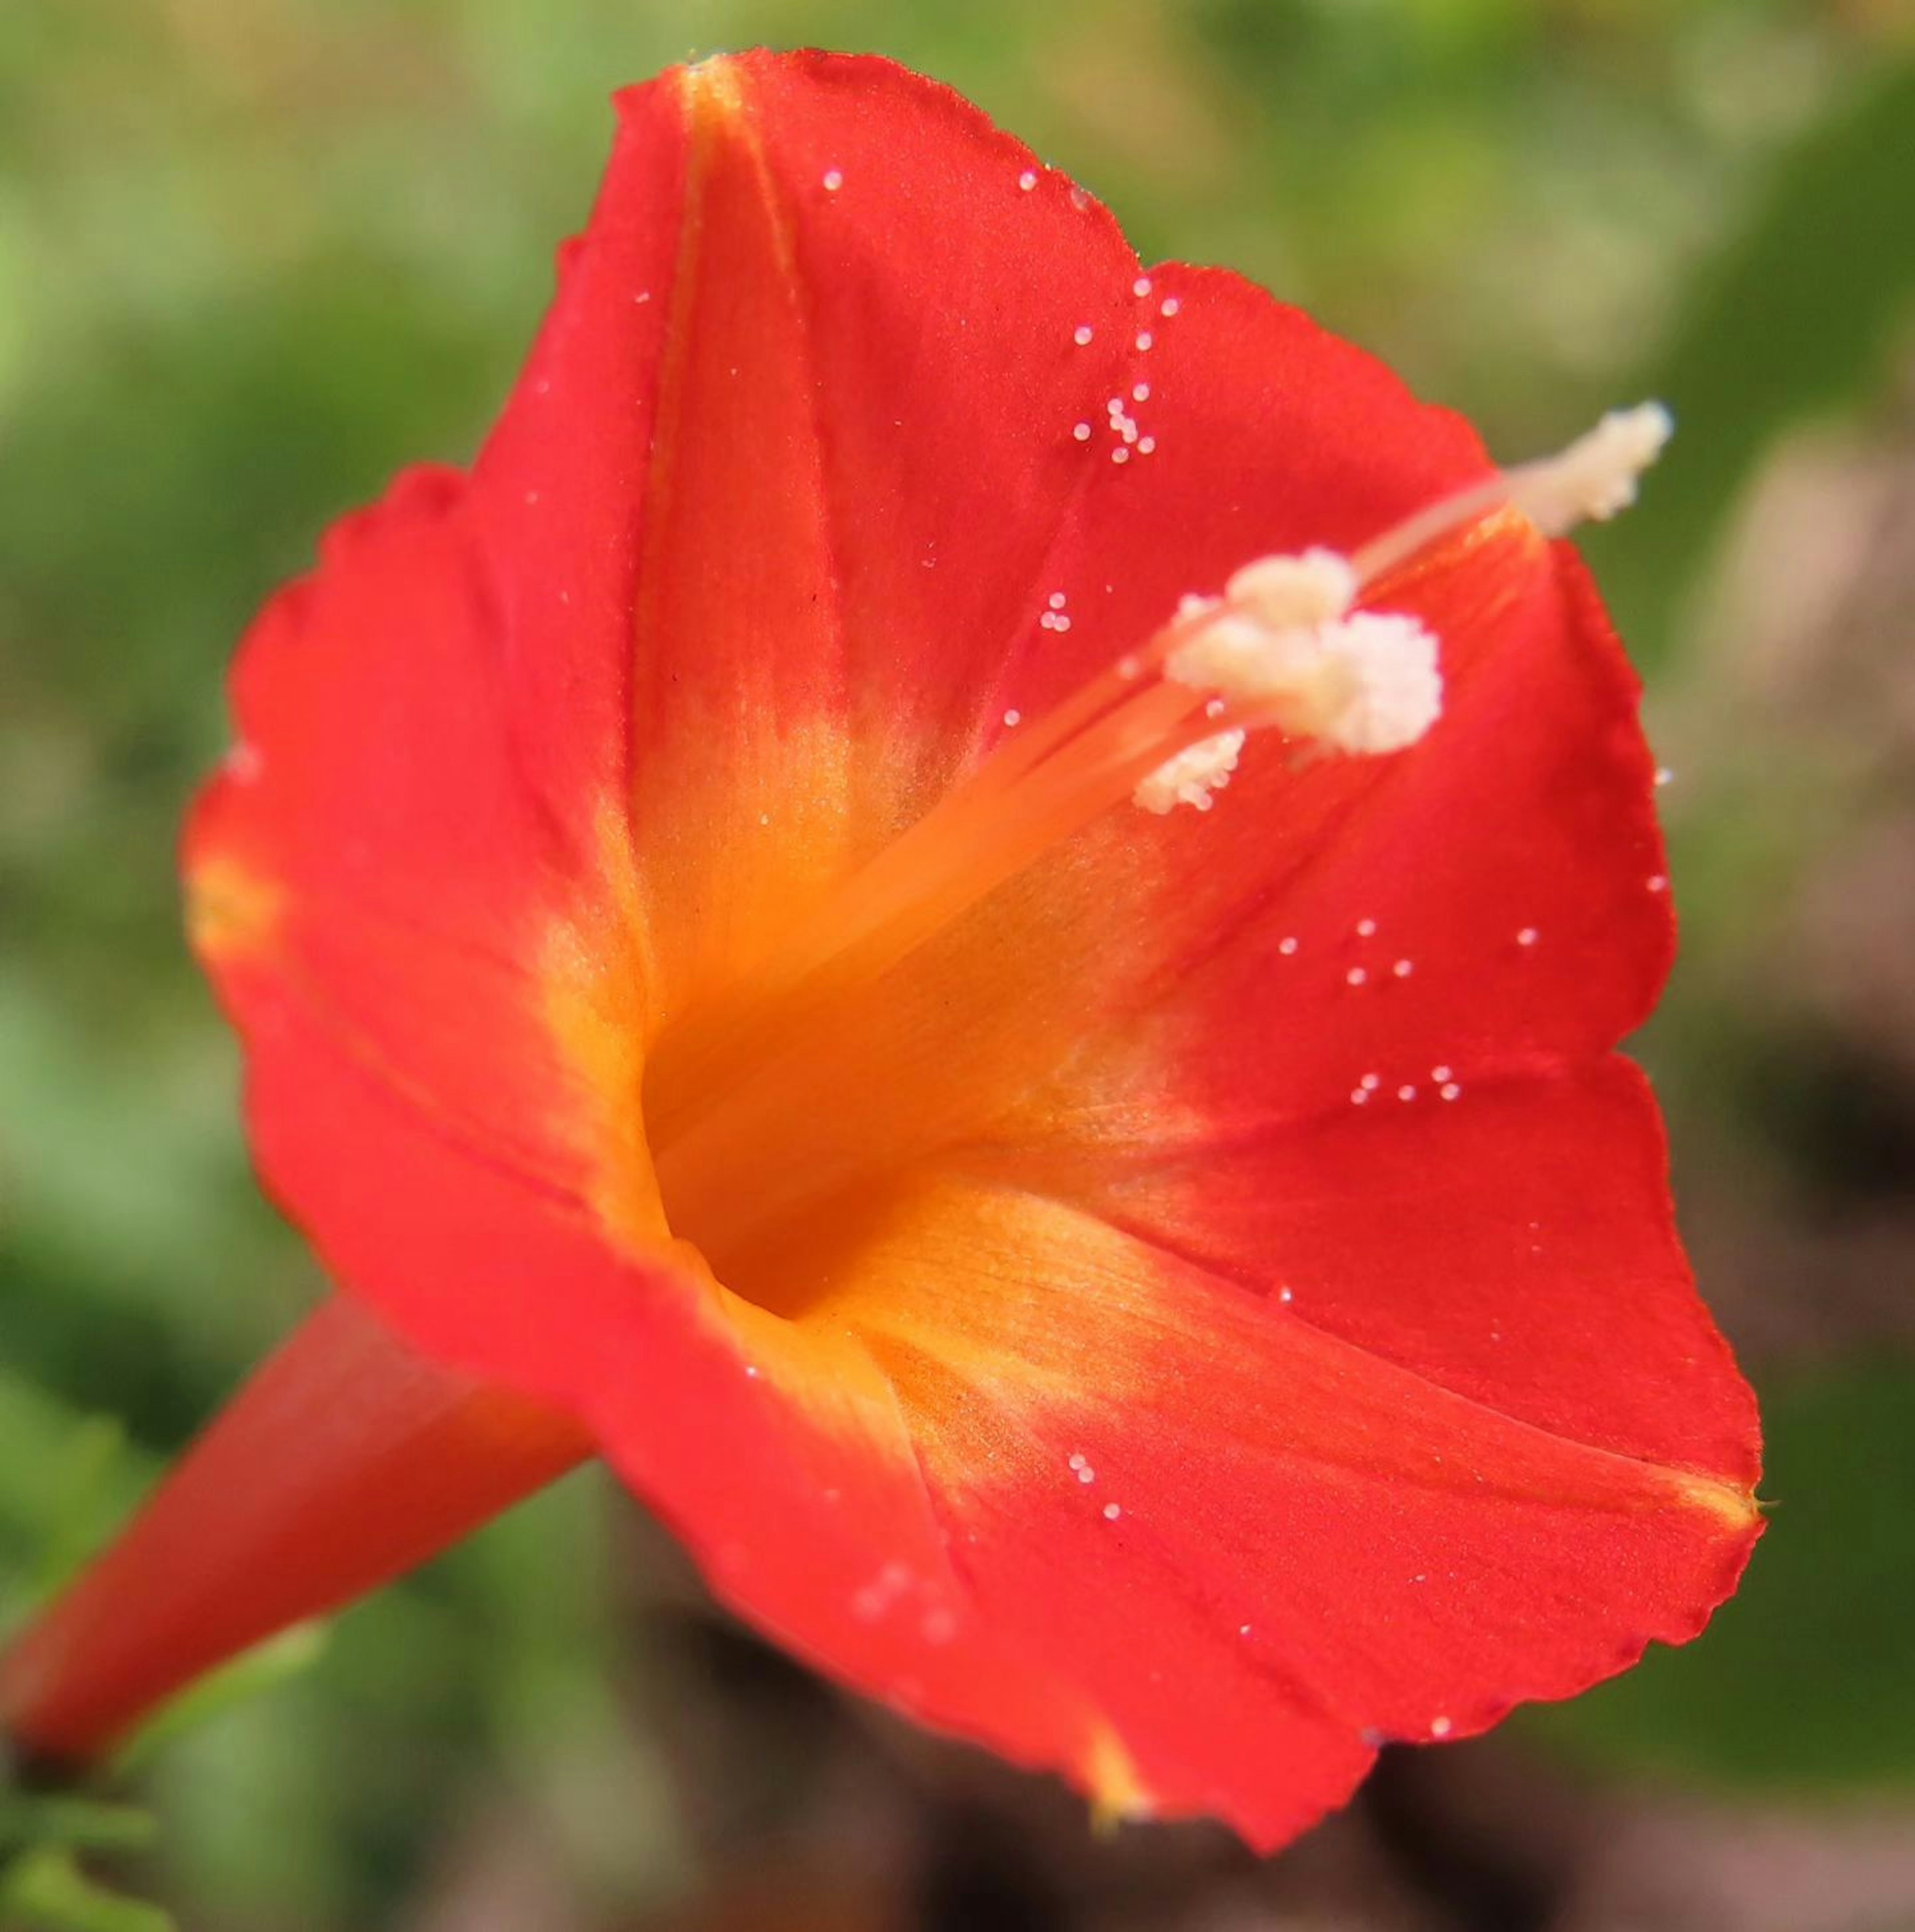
{"left": 4, "top": 2, "right": 1915, "bottom": 1927}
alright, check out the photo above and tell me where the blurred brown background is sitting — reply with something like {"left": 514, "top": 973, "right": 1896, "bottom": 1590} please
{"left": 3, "top": 1, "right": 1914, "bottom": 1927}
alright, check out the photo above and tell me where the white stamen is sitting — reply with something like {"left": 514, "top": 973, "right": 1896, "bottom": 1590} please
{"left": 1506, "top": 403, "right": 1672, "bottom": 536}
{"left": 1133, "top": 729, "right": 1246, "bottom": 815}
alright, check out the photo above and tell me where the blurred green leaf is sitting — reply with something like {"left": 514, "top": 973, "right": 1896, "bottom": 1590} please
{"left": 1525, "top": 1360, "right": 1915, "bottom": 1794}
{"left": 0, "top": 1847, "right": 173, "bottom": 1932}
{"left": 111, "top": 1623, "right": 330, "bottom": 1778}
{"left": 0, "top": 1799, "right": 156, "bottom": 1860}
{"left": 1585, "top": 55, "right": 1915, "bottom": 671}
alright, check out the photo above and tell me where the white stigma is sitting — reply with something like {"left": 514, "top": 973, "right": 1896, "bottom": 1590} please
{"left": 1502, "top": 403, "right": 1673, "bottom": 538}
{"left": 1134, "top": 728, "right": 1246, "bottom": 814}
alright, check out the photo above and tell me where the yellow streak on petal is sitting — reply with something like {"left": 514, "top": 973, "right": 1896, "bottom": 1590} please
{"left": 185, "top": 854, "right": 282, "bottom": 961}
{"left": 1670, "top": 1468, "right": 1763, "bottom": 1535}
{"left": 1083, "top": 1720, "right": 1155, "bottom": 1832}
{"left": 677, "top": 52, "right": 751, "bottom": 124}
{"left": 538, "top": 800, "right": 670, "bottom": 1257}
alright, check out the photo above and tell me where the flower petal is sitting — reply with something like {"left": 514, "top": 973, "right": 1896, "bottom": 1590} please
{"left": 465, "top": 51, "right": 1169, "bottom": 995}
{"left": 970, "top": 524, "right": 1673, "bottom": 1164}
{"left": 186, "top": 466, "right": 628, "bottom": 1211}
{"left": 986, "top": 1059, "right": 1756, "bottom": 1486}
{"left": 588, "top": 1167, "right": 1757, "bottom": 1850}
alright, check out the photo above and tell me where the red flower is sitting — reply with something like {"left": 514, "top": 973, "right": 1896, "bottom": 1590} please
{"left": 0, "top": 51, "right": 1758, "bottom": 1850}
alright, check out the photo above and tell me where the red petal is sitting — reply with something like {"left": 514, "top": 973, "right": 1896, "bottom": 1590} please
{"left": 595, "top": 1169, "right": 1757, "bottom": 1851}
{"left": 995, "top": 1059, "right": 1756, "bottom": 1487}
{"left": 186, "top": 467, "right": 613, "bottom": 1208}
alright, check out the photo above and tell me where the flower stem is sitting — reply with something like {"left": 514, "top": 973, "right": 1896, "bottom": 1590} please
{"left": 0, "top": 1297, "right": 593, "bottom": 1772}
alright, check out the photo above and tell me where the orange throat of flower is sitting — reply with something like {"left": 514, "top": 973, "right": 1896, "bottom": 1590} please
{"left": 551, "top": 403, "right": 1675, "bottom": 1306}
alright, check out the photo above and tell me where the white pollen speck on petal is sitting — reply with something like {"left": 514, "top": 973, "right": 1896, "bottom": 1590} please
{"left": 1432, "top": 1064, "right": 1453, "bottom": 1081}
{"left": 745, "top": 1364, "right": 761, "bottom": 1378}
{"left": 1073, "top": 421, "right": 1092, "bottom": 442}
{"left": 1103, "top": 1503, "right": 1122, "bottom": 1521}
{"left": 1346, "top": 966, "right": 1368, "bottom": 987}
{"left": 758, "top": 812, "right": 770, "bottom": 827}
{"left": 1278, "top": 1286, "right": 1294, "bottom": 1303}
{"left": 1239, "top": 1623, "right": 1252, "bottom": 1637}
{"left": 1656, "top": 765, "right": 1675, "bottom": 787}
{"left": 1517, "top": 926, "right": 1539, "bottom": 947}
{"left": 1648, "top": 874, "right": 1668, "bottom": 892}
{"left": 1074, "top": 324, "right": 1095, "bottom": 345}
{"left": 1393, "top": 958, "right": 1414, "bottom": 978}
{"left": 1136, "top": 331, "right": 1154, "bottom": 351}
{"left": 1048, "top": 591, "right": 1067, "bottom": 609}
{"left": 1133, "top": 275, "right": 1152, "bottom": 296}
{"left": 1018, "top": 169, "right": 1038, "bottom": 191}
{"left": 1133, "top": 383, "right": 1150, "bottom": 402}
{"left": 1350, "top": 1088, "right": 1369, "bottom": 1105}
{"left": 1138, "top": 436, "right": 1156, "bottom": 455}
{"left": 1355, "top": 917, "right": 1378, "bottom": 938}
{"left": 1431, "top": 1716, "right": 1454, "bottom": 1738}
{"left": 634, "top": 291, "right": 652, "bottom": 303}
{"left": 1441, "top": 1082, "right": 1462, "bottom": 1101}
{"left": 822, "top": 169, "right": 844, "bottom": 191}
{"left": 1360, "top": 1073, "right": 1381, "bottom": 1090}
{"left": 1003, "top": 708, "right": 1022, "bottom": 727}
{"left": 1112, "top": 447, "right": 1130, "bottom": 464}
{"left": 1160, "top": 297, "right": 1181, "bottom": 317}
{"left": 1398, "top": 1085, "right": 1416, "bottom": 1102}
{"left": 1068, "top": 1452, "right": 1087, "bottom": 1470}
{"left": 1278, "top": 936, "right": 1299, "bottom": 955}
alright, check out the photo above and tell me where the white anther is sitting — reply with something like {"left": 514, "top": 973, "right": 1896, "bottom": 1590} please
{"left": 1133, "top": 729, "right": 1246, "bottom": 815}
{"left": 1224, "top": 548, "right": 1356, "bottom": 630}
{"left": 1164, "top": 593, "right": 1440, "bottom": 758}
{"left": 1310, "top": 612, "right": 1442, "bottom": 755}
{"left": 1506, "top": 403, "right": 1673, "bottom": 538}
